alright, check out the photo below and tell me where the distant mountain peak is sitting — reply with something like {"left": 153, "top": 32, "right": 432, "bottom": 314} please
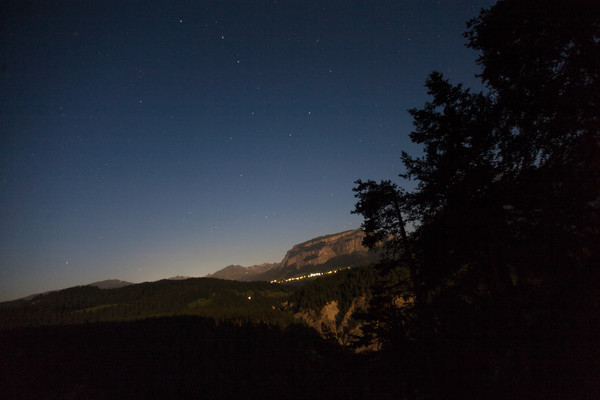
{"left": 208, "top": 229, "right": 378, "bottom": 282}
{"left": 168, "top": 276, "right": 193, "bottom": 280}
{"left": 88, "top": 279, "right": 133, "bottom": 289}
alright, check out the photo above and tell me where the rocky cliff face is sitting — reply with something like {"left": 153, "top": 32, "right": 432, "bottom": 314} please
{"left": 278, "top": 230, "right": 369, "bottom": 270}
{"left": 208, "top": 229, "right": 377, "bottom": 282}
{"left": 294, "top": 296, "right": 377, "bottom": 351}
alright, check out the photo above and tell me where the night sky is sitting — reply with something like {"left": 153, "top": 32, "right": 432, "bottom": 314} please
{"left": 1, "top": 0, "right": 495, "bottom": 301}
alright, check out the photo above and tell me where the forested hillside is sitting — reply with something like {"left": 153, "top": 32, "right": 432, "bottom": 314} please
{"left": 0, "top": 268, "right": 384, "bottom": 332}
{"left": 0, "top": 270, "right": 388, "bottom": 399}
{"left": 0, "top": 278, "right": 297, "bottom": 329}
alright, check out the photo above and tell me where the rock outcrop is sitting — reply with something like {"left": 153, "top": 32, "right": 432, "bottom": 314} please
{"left": 279, "top": 229, "right": 369, "bottom": 270}
{"left": 294, "top": 296, "right": 375, "bottom": 351}
{"left": 208, "top": 229, "right": 378, "bottom": 282}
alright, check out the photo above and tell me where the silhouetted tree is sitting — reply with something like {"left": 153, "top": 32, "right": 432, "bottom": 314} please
{"left": 353, "top": 1, "right": 600, "bottom": 398}
{"left": 465, "top": 0, "right": 600, "bottom": 305}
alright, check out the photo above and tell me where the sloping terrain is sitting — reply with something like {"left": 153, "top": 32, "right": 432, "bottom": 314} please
{"left": 0, "top": 316, "right": 386, "bottom": 400}
{"left": 0, "top": 278, "right": 297, "bottom": 329}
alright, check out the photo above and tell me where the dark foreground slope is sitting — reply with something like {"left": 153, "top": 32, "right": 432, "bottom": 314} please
{"left": 0, "top": 316, "right": 388, "bottom": 400}
{"left": 0, "top": 269, "right": 407, "bottom": 399}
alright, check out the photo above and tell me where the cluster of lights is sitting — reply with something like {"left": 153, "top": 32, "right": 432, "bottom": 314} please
{"left": 270, "top": 267, "right": 350, "bottom": 284}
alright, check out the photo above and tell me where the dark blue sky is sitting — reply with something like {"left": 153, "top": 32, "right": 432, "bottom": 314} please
{"left": 0, "top": 0, "right": 495, "bottom": 300}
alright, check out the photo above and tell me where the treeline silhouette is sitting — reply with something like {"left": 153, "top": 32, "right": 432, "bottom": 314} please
{"left": 351, "top": 1, "right": 600, "bottom": 399}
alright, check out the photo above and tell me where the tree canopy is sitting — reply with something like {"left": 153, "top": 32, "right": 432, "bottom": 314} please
{"left": 352, "top": 1, "right": 600, "bottom": 398}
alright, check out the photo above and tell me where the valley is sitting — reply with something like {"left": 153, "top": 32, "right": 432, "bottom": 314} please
{"left": 0, "top": 257, "right": 384, "bottom": 399}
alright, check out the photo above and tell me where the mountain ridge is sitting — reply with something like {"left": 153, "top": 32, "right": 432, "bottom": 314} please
{"left": 88, "top": 279, "right": 134, "bottom": 289}
{"left": 2, "top": 230, "right": 375, "bottom": 302}
{"left": 208, "top": 229, "right": 378, "bottom": 282}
